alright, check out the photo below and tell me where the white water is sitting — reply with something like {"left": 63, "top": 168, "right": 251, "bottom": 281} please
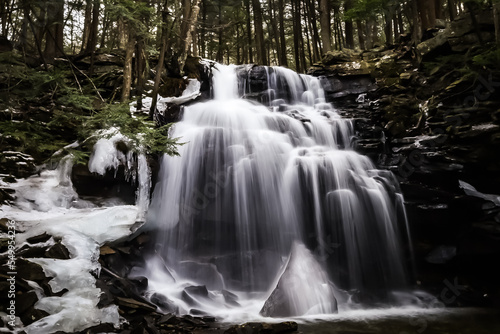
{"left": 0, "top": 133, "right": 149, "bottom": 333}
{"left": 146, "top": 64, "right": 419, "bottom": 318}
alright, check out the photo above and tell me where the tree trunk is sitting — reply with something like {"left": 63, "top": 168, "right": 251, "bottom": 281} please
{"left": 435, "top": 0, "right": 443, "bottom": 20}
{"left": 150, "top": 4, "right": 169, "bottom": 119}
{"left": 356, "top": 20, "right": 365, "bottom": 50}
{"left": 88, "top": 0, "right": 100, "bottom": 75}
{"left": 81, "top": 0, "right": 92, "bottom": 52}
{"left": 384, "top": 12, "right": 393, "bottom": 46}
{"left": 100, "top": 6, "right": 109, "bottom": 48}
{"left": 244, "top": 0, "right": 253, "bottom": 63}
{"left": 136, "top": 35, "right": 146, "bottom": 111}
{"left": 217, "top": 2, "right": 223, "bottom": 62}
{"left": 20, "top": 0, "right": 30, "bottom": 52}
{"left": 412, "top": 0, "right": 422, "bottom": 43}
{"left": 305, "top": 0, "right": 321, "bottom": 60}
{"left": 304, "top": 13, "right": 313, "bottom": 65}
{"left": 44, "top": 0, "right": 64, "bottom": 62}
{"left": 292, "top": 0, "right": 301, "bottom": 72}
{"left": 299, "top": 1, "right": 307, "bottom": 70}
{"left": 318, "top": 0, "right": 332, "bottom": 53}
{"left": 121, "top": 32, "right": 134, "bottom": 102}
{"left": 278, "top": 0, "right": 288, "bottom": 66}
{"left": 464, "top": 1, "right": 483, "bottom": 45}
{"left": 447, "top": 0, "right": 457, "bottom": 21}
{"left": 200, "top": 0, "right": 206, "bottom": 58}
{"left": 365, "top": 19, "right": 373, "bottom": 49}
{"left": 0, "top": 0, "right": 6, "bottom": 36}
{"left": 398, "top": 9, "right": 404, "bottom": 34}
{"left": 251, "top": 0, "right": 267, "bottom": 65}
{"left": 393, "top": 14, "right": 399, "bottom": 43}
{"left": 344, "top": 0, "right": 354, "bottom": 49}
{"left": 494, "top": 2, "right": 500, "bottom": 45}
{"left": 176, "top": 0, "right": 200, "bottom": 75}
{"left": 268, "top": 0, "right": 282, "bottom": 65}
{"left": 118, "top": 17, "right": 127, "bottom": 49}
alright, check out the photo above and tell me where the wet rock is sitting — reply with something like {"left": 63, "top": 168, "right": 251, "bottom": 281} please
{"left": 260, "top": 243, "right": 337, "bottom": 317}
{"left": 177, "top": 261, "right": 225, "bottom": 290}
{"left": 18, "top": 245, "right": 48, "bottom": 258}
{"left": 224, "top": 321, "right": 298, "bottom": 334}
{"left": 0, "top": 188, "right": 14, "bottom": 204}
{"left": 222, "top": 289, "right": 240, "bottom": 306}
{"left": 426, "top": 245, "right": 457, "bottom": 264}
{"left": 181, "top": 314, "right": 208, "bottom": 327}
{"left": 45, "top": 241, "right": 71, "bottom": 259}
{"left": 0, "top": 218, "right": 12, "bottom": 233}
{"left": 129, "top": 276, "right": 148, "bottom": 291}
{"left": 16, "top": 290, "right": 38, "bottom": 315}
{"left": 20, "top": 306, "right": 50, "bottom": 326}
{"left": 0, "top": 151, "right": 36, "bottom": 178}
{"left": 116, "top": 296, "right": 157, "bottom": 313}
{"left": 181, "top": 285, "right": 212, "bottom": 307}
{"left": 71, "top": 164, "right": 136, "bottom": 206}
{"left": 16, "top": 259, "right": 46, "bottom": 281}
{"left": 26, "top": 232, "right": 52, "bottom": 244}
{"left": 150, "top": 293, "right": 178, "bottom": 313}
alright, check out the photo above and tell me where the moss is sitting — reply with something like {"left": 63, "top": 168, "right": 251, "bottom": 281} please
{"left": 80, "top": 103, "right": 181, "bottom": 157}
{"left": 471, "top": 46, "right": 500, "bottom": 70}
{"left": 0, "top": 54, "right": 180, "bottom": 168}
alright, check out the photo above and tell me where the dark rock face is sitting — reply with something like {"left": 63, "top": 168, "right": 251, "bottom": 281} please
{"left": 308, "top": 8, "right": 500, "bottom": 308}
{"left": 71, "top": 164, "right": 136, "bottom": 205}
{"left": 0, "top": 151, "right": 37, "bottom": 178}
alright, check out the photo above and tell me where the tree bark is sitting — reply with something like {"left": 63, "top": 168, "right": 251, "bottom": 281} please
{"left": 447, "top": 0, "right": 457, "bottom": 21}
{"left": 44, "top": 0, "right": 64, "bottom": 62}
{"left": 356, "top": 20, "right": 365, "bottom": 50}
{"left": 217, "top": 2, "right": 223, "bottom": 62}
{"left": 88, "top": 0, "right": 100, "bottom": 75}
{"left": 277, "top": 0, "right": 288, "bottom": 66}
{"left": 384, "top": 12, "right": 393, "bottom": 46}
{"left": 121, "top": 32, "right": 134, "bottom": 102}
{"left": 176, "top": 0, "right": 200, "bottom": 75}
{"left": 81, "top": 0, "right": 92, "bottom": 52}
{"left": 494, "top": 2, "right": 500, "bottom": 45}
{"left": 305, "top": 0, "right": 321, "bottom": 60}
{"left": 344, "top": 0, "right": 354, "bottom": 49}
{"left": 251, "top": 0, "right": 267, "bottom": 65}
{"left": 200, "top": 0, "right": 206, "bottom": 58}
{"left": 292, "top": 0, "right": 301, "bottom": 72}
{"left": 268, "top": 0, "right": 282, "bottom": 65}
{"left": 244, "top": 0, "right": 253, "bottom": 63}
{"left": 412, "top": 0, "right": 422, "bottom": 43}
{"left": 319, "top": 0, "right": 332, "bottom": 53}
{"left": 150, "top": 3, "right": 169, "bottom": 119}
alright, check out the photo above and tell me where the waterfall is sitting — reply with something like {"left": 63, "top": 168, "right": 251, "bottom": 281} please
{"left": 146, "top": 64, "right": 414, "bottom": 317}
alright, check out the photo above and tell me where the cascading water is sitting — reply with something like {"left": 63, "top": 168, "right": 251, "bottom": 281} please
{"left": 145, "top": 64, "right": 415, "bottom": 318}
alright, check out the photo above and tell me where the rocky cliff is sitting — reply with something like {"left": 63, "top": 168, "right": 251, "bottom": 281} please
{"left": 309, "top": 8, "right": 500, "bottom": 308}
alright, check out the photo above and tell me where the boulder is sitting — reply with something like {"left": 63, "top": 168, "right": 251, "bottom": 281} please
{"left": 322, "top": 49, "right": 361, "bottom": 65}
{"left": 260, "top": 243, "right": 337, "bottom": 317}
{"left": 416, "top": 33, "right": 449, "bottom": 59}
{"left": 150, "top": 293, "right": 178, "bottom": 313}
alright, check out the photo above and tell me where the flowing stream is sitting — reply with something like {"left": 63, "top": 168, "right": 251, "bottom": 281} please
{"left": 144, "top": 64, "right": 421, "bottom": 318}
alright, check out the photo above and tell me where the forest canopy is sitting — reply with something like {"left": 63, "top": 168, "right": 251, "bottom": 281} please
{"left": 1, "top": 0, "right": 499, "bottom": 74}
